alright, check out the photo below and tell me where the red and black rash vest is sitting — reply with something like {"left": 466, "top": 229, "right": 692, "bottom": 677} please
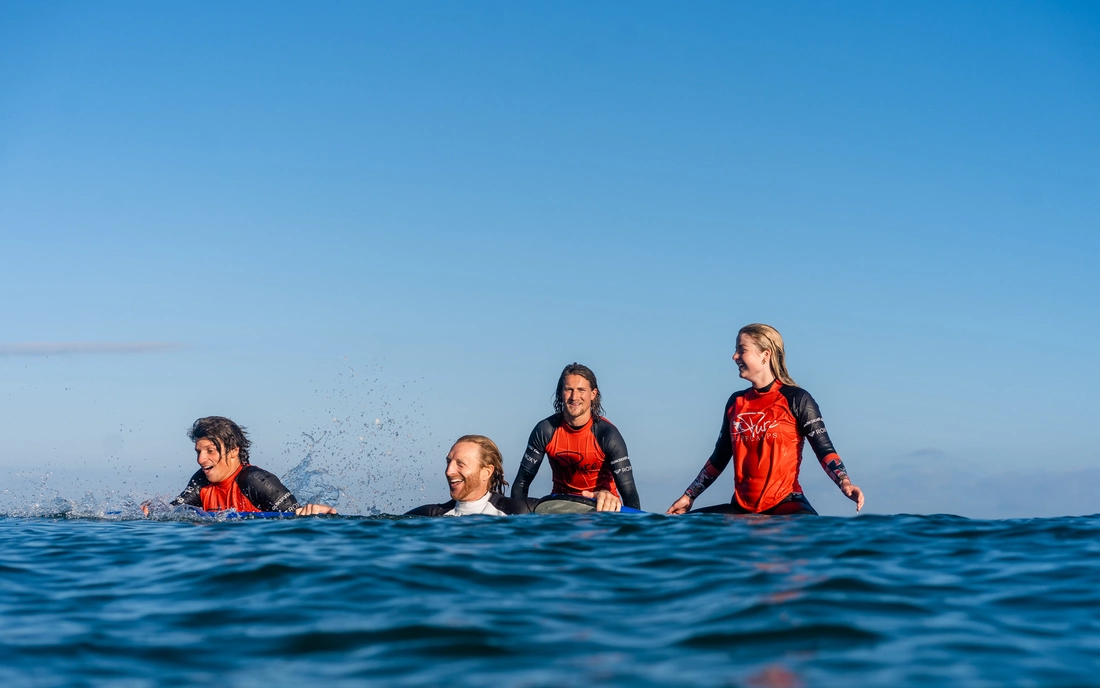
{"left": 683, "top": 381, "right": 851, "bottom": 513}
{"left": 170, "top": 465, "right": 301, "bottom": 512}
{"left": 511, "top": 415, "right": 641, "bottom": 510}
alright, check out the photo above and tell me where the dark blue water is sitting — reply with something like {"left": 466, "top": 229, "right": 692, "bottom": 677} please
{"left": 1, "top": 513, "right": 1097, "bottom": 687}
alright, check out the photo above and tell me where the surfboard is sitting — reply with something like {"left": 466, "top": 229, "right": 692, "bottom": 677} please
{"left": 216, "top": 510, "right": 296, "bottom": 519}
{"left": 533, "top": 494, "right": 644, "bottom": 514}
{"left": 135, "top": 508, "right": 296, "bottom": 520}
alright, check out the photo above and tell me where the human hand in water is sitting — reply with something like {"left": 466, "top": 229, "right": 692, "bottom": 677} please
{"left": 294, "top": 503, "right": 338, "bottom": 516}
{"left": 839, "top": 480, "right": 864, "bottom": 512}
{"left": 582, "top": 490, "right": 621, "bottom": 512}
{"left": 666, "top": 494, "right": 694, "bottom": 515}
{"left": 139, "top": 499, "right": 167, "bottom": 517}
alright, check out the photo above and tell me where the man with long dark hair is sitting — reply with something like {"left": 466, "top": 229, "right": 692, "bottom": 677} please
{"left": 511, "top": 363, "right": 641, "bottom": 511}
{"left": 143, "top": 416, "right": 336, "bottom": 516}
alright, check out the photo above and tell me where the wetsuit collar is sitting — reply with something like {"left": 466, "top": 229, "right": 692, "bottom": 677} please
{"left": 753, "top": 380, "right": 779, "bottom": 394}
{"left": 561, "top": 416, "right": 593, "bottom": 433}
{"left": 451, "top": 491, "right": 492, "bottom": 515}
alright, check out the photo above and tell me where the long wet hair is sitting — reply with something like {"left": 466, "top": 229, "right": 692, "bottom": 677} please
{"left": 188, "top": 416, "right": 252, "bottom": 465}
{"left": 738, "top": 324, "right": 797, "bottom": 386}
{"left": 454, "top": 434, "right": 508, "bottom": 494}
{"left": 553, "top": 362, "right": 604, "bottom": 424}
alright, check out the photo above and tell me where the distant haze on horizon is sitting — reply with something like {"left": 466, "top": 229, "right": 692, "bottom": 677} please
{"left": 1, "top": 2, "right": 1097, "bottom": 518}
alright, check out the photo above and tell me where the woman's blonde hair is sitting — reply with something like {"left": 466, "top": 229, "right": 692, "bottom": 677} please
{"left": 453, "top": 434, "right": 509, "bottom": 494}
{"left": 738, "top": 323, "right": 797, "bottom": 386}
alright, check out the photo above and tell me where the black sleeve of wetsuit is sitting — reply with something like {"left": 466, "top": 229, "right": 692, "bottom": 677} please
{"left": 169, "top": 470, "right": 207, "bottom": 507}
{"left": 236, "top": 466, "right": 302, "bottom": 512}
{"left": 511, "top": 418, "right": 556, "bottom": 501}
{"left": 488, "top": 493, "right": 535, "bottom": 515}
{"left": 684, "top": 392, "right": 740, "bottom": 499}
{"left": 593, "top": 421, "right": 641, "bottom": 510}
{"left": 779, "top": 386, "right": 851, "bottom": 486}
{"left": 405, "top": 501, "right": 455, "bottom": 517}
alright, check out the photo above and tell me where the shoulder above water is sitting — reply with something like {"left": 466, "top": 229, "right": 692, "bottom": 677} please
{"left": 405, "top": 493, "right": 537, "bottom": 517}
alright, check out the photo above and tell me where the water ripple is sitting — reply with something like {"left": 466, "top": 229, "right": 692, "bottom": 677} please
{"left": 1, "top": 513, "right": 1098, "bottom": 687}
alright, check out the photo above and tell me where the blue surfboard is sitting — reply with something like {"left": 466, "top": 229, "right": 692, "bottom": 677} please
{"left": 216, "top": 510, "right": 296, "bottom": 519}
{"left": 133, "top": 508, "right": 296, "bottom": 520}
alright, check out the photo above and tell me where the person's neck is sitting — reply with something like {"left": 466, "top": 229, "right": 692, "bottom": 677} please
{"left": 563, "top": 412, "right": 591, "bottom": 429}
{"left": 457, "top": 490, "right": 490, "bottom": 504}
{"left": 214, "top": 462, "right": 244, "bottom": 484}
{"left": 751, "top": 375, "right": 777, "bottom": 392}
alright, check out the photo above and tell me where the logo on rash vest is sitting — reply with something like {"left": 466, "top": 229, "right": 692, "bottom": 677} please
{"left": 732, "top": 412, "right": 779, "bottom": 440}
{"left": 610, "top": 456, "right": 631, "bottom": 474}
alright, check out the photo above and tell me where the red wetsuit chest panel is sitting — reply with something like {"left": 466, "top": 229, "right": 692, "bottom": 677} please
{"left": 199, "top": 465, "right": 261, "bottom": 512}
{"left": 544, "top": 419, "right": 619, "bottom": 497}
{"left": 728, "top": 384, "right": 805, "bottom": 512}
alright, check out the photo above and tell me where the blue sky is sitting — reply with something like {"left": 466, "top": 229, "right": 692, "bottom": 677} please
{"left": 2, "top": 1, "right": 1098, "bottom": 517}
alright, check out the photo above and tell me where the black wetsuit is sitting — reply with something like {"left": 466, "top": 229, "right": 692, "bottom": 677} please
{"left": 406, "top": 493, "right": 536, "bottom": 517}
{"left": 170, "top": 465, "right": 301, "bottom": 512}
{"left": 690, "top": 493, "right": 818, "bottom": 516}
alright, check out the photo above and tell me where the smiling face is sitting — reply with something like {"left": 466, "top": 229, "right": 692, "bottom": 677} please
{"left": 195, "top": 438, "right": 242, "bottom": 484}
{"left": 445, "top": 441, "right": 494, "bottom": 502}
{"left": 732, "top": 332, "right": 775, "bottom": 389}
{"left": 561, "top": 374, "right": 597, "bottom": 427}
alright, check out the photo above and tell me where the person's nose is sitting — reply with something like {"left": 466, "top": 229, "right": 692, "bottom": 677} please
{"left": 445, "top": 462, "right": 458, "bottom": 478}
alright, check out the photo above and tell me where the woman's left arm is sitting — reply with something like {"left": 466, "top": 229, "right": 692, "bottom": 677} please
{"left": 787, "top": 388, "right": 865, "bottom": 512}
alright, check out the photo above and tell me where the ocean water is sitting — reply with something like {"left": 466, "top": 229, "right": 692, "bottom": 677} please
{"left": 1, "top": 512, "right": 1097, "bottom": 688}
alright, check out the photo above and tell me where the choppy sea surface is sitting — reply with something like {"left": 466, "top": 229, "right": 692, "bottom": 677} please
{"left": 1, "top": 512, "right": 1097, "bottom": 688}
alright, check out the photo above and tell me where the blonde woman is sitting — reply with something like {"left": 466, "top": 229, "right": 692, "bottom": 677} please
{"left": 667, "top": 324, "right": 865, "bottom": 516}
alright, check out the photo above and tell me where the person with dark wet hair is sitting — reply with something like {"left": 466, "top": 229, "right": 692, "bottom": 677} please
{"left": 142, "top": 416, "right": 336, "bottom": 516}
{"left": 407, "top": 435, "right": 535, "bottom": 516}
{"left": 188, "top": 415, "right": 254, "bottom": 465}
{"left": 511, "top": 363, "right": 641, "bottom": 512}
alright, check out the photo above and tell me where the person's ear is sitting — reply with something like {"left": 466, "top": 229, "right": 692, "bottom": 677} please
{"left": 227, "top": 446, "right": 240, "bottom": 461}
